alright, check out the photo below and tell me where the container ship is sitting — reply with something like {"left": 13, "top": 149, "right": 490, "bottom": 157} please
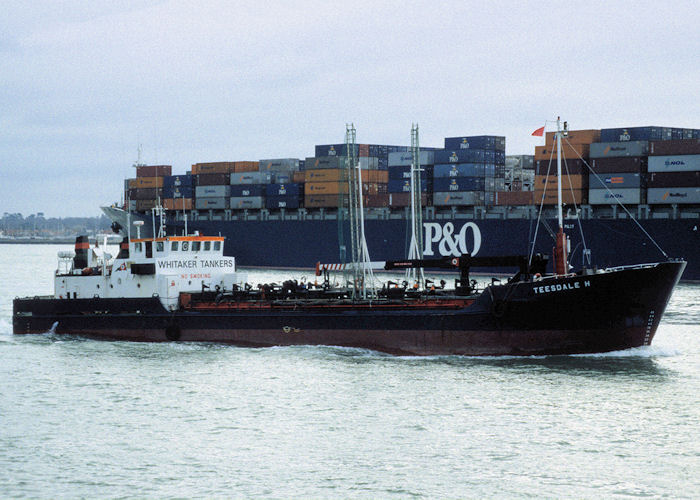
{"left": 104, "top": 125, "right": 700, "bottom": 281}
{"left": 15, "top": 122, "right": 687, "bottom": 355}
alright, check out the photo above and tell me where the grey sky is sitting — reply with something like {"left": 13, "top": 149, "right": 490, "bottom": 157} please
{"left": 1, "top": 0, "right": 698, "bottom": 217}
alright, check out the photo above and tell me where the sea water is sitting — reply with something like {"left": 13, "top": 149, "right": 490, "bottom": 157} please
{"left": 1, "top": 244, "right": 699, "bottom": 498}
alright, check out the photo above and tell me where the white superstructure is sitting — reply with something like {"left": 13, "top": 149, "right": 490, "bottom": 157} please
{"left": 54, "top": 235, "right": 246, "bottom": 311}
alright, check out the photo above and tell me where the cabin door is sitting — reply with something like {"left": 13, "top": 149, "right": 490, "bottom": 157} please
{"left": 145, "top": 241, "right": 153, "bottom": 258}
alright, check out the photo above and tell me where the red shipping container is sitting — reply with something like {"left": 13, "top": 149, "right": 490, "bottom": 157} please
{"left": 163, "top": 198, "right": 193, "bottom": 210}
{"left": 590, "top": 157, "right": 646, "bottom": 174}
{"left": 136, "top": 165, "right": 172, "bottom": 177}
{"left": 364, "top": 194, "right": 390, "bottom": 208}
{"left": 388, "top": 192, "right": 430, "bottom": 207}
{"left": 649, "top": 139, "right": 700, "bottom": 156}
{"left": 535, "top": 158, "right": 588, "bottom": 175}
{"left": 647, "top": 171, "right": 700, "bottom": 188}
{"left": 196, "top": 173, "right": 230, "bottom": 186}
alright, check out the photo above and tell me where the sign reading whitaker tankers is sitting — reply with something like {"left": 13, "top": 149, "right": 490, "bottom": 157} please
{"left": 156, "top": 257, "right": 235, "bottom": 274}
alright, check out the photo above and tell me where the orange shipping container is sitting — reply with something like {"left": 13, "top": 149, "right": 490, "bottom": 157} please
{"left": 304, "top": 194, "right": 383, "bottom": 208}
{"left": 305, "top": 181, "right": 347, "bottom": 195}
{"left": 163, "top": 198, "right": 193, "bottom": 210}
{"left": 304, "top": 194, "right": 348, "bottom": 208}
{"left": 533, "top": 189, "right": 587, "bottom": 205}
{"left": 233, "top": 161, "right": 259, "bottom": 173}
{"left": 534, "top": 174, "right": 588, "bottom": 190}
{"left": 135, "top": 199, "right": 158, "bottom": 211}
{"left": 364, "top": 170, "right": 389, "bottom": 183}
{"left": 534, "top": 143, "right": 590, "bottom": 161}
{"left": 304, "top": 168, "right": 385, "bottom": 183}
{"left": 304, "top": 169, "right": 345, "bottom": 183}
{"left": 128, "top": 177, "right": 163, "bottom": 189}
{"left": 191, "top": 162, "right": 236, "bottom": 175}
{"left": 293, "top": 171, "right": 306, "bottom": 183}
{"left": 304, "top": 181, "right": 386, "bottom": 196}
{"left": 545, "top": 129, "right": 600, "bottom": 147}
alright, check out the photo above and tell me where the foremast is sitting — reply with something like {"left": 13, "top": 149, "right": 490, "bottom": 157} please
{"left": 554, "top": 117, "right": 569, "bottom": 275}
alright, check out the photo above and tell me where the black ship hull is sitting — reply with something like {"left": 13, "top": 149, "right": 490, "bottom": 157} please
{"left": 102, "top": 207, "right": 700, "bottom": 282}
{"left": 13, "top": 261, "right": 685, "bottom": 356}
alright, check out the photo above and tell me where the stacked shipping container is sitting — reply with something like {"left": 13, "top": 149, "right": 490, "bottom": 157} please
{"left": 431, "top": 135, "right": 506, "bottom": 207}
{"left": 125, "top": 165, "right": 172, "bottom": 211}
{"left": 647, "top": 139, "right": 700, "bottom": 204}
{"left": 123, "top": 126, "right": 699, "bottom": 216}
{"left": 534, "top": 129, "right": 599, "bottom": 206}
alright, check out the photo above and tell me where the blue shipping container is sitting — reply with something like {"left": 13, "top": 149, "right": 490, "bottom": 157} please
{"left": 274, "top": 173, "right": 292, "bottom": 184}
{"left": 265, "top": 183, "right": 302, "bottom": 197}
{"left": 163, "top": 174, "right": 194, "bottom": 189}
{"left": 600, "top": 127, "right": 672, "bottom": 143}
{"left": 387, "top": 179, "right": 431, "bottom": 193}
{"left": 388, "top": 165, "right": 433, "bottom": 181}
{"left": 433, "top": 176, "right": 485, "bottom": 192}
{"left": 163, "top": 186, "right": 194, "bottom": 198}
{"left": 230, "top": 184, "right": 266, "bottom": 197}
{"left": 434, "top": 149, "right": 488, "bottom": 164}
{"left": 444, "top": 135, "right": 505, "bottom": 151}
{"left": 266, "top": 195, "right": 301, "bottom": 209}
{"left": 433, "top": 163, "right": 485, "bottom": 178}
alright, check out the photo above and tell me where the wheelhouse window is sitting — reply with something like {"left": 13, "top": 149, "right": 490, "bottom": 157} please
{"left": 204, "top": 241, "right": 211, "bottom": 251}
{"left": 171, "top": 241, "right": 179, "bottom": 251}
{"left": 156, "top": 241, "right": 164, "bottom": 252}
{"left": 214, "top": 241, "right": 221, "bottom": 251}
{"left": 181, "top": 241, "right": 189, "bottom": 251}
{"left": 192, "top": 241, "right": 201, "bottom": 252}
{"left": 134, "top": 242, "right": 143, "bottom": 252}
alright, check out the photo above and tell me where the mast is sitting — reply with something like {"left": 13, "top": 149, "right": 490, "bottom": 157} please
{"left": 406, "top": 124, "right": 425, "bottom": 287}
{"left": 345, "top": 124, "right": 376, "bottom": 299}
{"left": 553, "top": 117, "right": 569, "bottom": 275}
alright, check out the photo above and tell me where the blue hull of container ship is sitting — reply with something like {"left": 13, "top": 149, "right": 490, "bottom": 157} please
{"left": 168, "top": 217, "right": 699, "bottom": 281}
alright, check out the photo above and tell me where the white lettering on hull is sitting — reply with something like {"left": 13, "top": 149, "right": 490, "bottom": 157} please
{"left": 533, "top": 280, "right": 591, "bottom": 295}
{"left": 423, "top": 222, "right": 482, "bottom": 257}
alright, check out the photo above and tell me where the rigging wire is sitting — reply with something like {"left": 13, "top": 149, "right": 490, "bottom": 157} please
{"left": 561, "top": 155, "right": 591, "bottom": 267}
{"left": 563, "top": 136, "right": 669, "bottom": 259}
{"left": 528, "top": 144, "right": 556, "bottom": 267}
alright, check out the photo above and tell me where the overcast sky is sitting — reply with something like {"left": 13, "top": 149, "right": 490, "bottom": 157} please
{"left": 1, "top": 0, "right": 698, "bottom": 217}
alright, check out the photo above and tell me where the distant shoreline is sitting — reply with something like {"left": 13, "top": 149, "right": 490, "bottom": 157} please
{"left": 0, "top": 237, "right": 120, "bottom": 245}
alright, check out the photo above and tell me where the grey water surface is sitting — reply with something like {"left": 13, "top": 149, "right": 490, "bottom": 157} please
{"left": 1, "top": 244, "right": 699, "bottom": 498}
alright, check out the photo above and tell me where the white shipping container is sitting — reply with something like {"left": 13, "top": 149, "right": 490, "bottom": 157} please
{"left": 590, "top": 141, "right": 648, "bottom": 158}
{"left": 230, "top": 172, "right": 273, "bottom": 185}
{"left": 588, "top": 188, "right": 641, "bottom": 205}
{"left": 195, "top": 197, "right": 228, "bottom": 210}
{"left": 588, "top": 173, "right": 642, "bottom": 189}
{"left": 648, "top": 154, "right": 700, "bottom": 173}
{"left": 432, "top": 191, "right": 484, "bottom": 206}
{"left": 647, "top": 187, "right": 700, "bottom": 204}
{"left": 230, "top": 196, "right": 265, "bottom": 209}
{"left": 195, "top": 185, "right": 230, "bottom": 198}
{"left": 388, "top": 151, "right": 435, "bottom": 167}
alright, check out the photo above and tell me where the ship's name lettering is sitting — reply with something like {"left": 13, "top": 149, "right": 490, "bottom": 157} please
{"left": 533, "top": 280, "right": 591, "bottom": 294}
{"left": 159, "top": 260, "right": 198, "bottom": 269}
{"left": 158, "top": 259, "right": 234, "bottom": 269}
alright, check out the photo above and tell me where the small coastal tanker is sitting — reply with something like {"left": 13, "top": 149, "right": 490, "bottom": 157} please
{"left": 14, "top": 123, "right": 687, "bottom": 355}
{"left": 13, "top": 232, "right": 685, "bottom": 356}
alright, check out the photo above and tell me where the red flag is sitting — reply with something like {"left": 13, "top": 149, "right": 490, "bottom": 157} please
{"left": 532, "top": 126, "right": 545, "bottom": 137}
